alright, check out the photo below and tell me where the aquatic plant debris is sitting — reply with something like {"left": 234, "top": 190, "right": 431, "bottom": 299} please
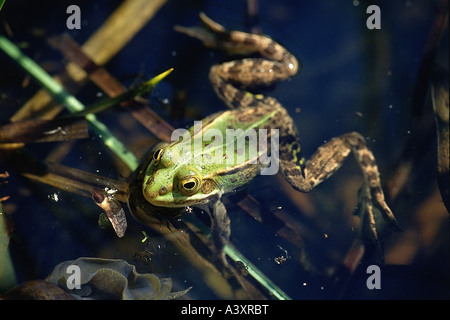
{"left": 92, "top": 188, "right": 127, "bottom": 238}
{"left": 0, "top": 117, "right": 88, "bottom": 144}
{"left": 46, "top": 257, "right": 191, "bottom": 300}
{"left": 0, "top": 35, "right": 138, "bottom": 170}
{"left": 60, "top": 68, "right": 174, "bottom": 119}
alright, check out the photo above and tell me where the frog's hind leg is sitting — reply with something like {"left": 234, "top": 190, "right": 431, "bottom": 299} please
{"left": 175, "top": 12, "right": 299, "bottom": 80}
{"left": 280, "top": 131, "right": 401, "bottom": 256}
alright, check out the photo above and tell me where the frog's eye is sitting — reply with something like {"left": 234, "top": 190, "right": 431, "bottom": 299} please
{"left": 152, "top": 148, "right": 164, "bottom": 165}
{"left": 178, "top": 176, "right": 200, "bottom": 196}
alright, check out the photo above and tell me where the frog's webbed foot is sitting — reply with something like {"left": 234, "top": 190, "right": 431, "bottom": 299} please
{"left": 206, "top": 199, "right": 231, "bottom": 269}
{"left": 351, "top": 138, "right": 402, "bottom": 258}
{"left": 174, "top": 12, "right": 237, "bottom": 54}
{"left": 355, "top": 181, "right": 402, "bottom": 260}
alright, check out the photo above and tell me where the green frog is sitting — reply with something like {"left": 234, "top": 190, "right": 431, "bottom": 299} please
{"left": 131, "top": 13, "right": 400, "bottom": 267}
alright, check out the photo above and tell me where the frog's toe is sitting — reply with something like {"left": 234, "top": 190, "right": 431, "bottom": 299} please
{"left": 354, "top": 184, "right": 402, "bottom": 259}
{"left": 215, "top": 250, "right": 230, "bottom": 271}
{"left": 174, "top": 13, "right": 229, "bottom": 50}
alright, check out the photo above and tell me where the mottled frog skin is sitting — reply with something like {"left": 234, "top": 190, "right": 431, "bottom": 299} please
{"left": 138, "top": 13, "right": 400, "bottom": 266}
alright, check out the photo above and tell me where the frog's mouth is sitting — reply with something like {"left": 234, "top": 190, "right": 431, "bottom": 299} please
{"left": 143, "top": 182, "right": 218, "bottom": 208}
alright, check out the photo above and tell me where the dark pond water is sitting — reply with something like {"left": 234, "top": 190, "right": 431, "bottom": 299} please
{"left": 0, "top": 0, "right": 448, "bottom": 300}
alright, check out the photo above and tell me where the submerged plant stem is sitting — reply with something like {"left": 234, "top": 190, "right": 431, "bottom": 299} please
{"left": 182, "top": 214, "right": 291, "bottom": 300}
{"left": 224, "top": 245, "right": 291, "bottom": 300}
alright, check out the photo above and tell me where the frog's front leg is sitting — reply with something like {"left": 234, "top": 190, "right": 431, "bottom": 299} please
{"left": 206, "top": 199, "right": 231, "bottom": 267}
{"left": 280, "top": 132, "right": 401, "bottom": 255}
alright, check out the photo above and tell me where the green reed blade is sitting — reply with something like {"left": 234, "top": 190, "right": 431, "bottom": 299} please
{"left": 66, "top": 68, "right": 173, "bottom": 118}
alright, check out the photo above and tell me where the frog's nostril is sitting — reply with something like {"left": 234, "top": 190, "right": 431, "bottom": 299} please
{"left": 159, "top": 186, "right": 168, "bottom": 195}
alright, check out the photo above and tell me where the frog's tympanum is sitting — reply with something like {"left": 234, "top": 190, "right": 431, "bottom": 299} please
{"left": 134, "top": 13, "right": 400, "bottom": 267}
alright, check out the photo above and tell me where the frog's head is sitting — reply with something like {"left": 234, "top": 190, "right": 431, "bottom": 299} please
{"left": 142, "top": 147, "right": 219, "bottom": 208}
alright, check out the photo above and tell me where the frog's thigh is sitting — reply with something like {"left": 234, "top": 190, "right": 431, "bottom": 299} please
{"left": 308, "top": 132, "right": 380, "bottom": 184}
{"left": 281, "top": 132, "right": 381, "bottom": 193}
